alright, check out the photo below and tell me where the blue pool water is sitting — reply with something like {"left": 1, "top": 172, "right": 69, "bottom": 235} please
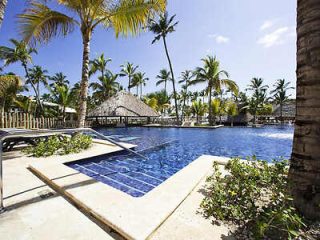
{"left": 66, "top": 126, "right": 294, "bottom": 197}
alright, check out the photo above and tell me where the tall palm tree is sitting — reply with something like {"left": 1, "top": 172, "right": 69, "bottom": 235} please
{"left": 89, "top": 53, "right": 111, "bottom": 78}
{"left": 120, "top": 62, "right": 139, "bottom": 93}
{"left": 131, "top": 72, "right": 148, "bottom": 97}
{"left": 289, "top": 0, "right": 320, "bottom": 220}
{"left": 90, "top": 72, "right": 119, "bottom": 103}
{"left": 49, "top": 72, "right": 69, "bottom": 88}
{"left": 270, "top": 79, "right": 294, "bottom": 123}
{"left": 148, "top": 12, "right": 179, "bottom": 122}
{"left": 179, "top": 70, "right": 195, "bottom": 92}
{"left": 18, "top": 0, "right": 165, "bottom": 127}
{"left": 156, "top": 68, "right": 171, "bottom": 94}
{"left": 0, "top": 0, "right": 7, "bottom": 29}
{"left": 27, "top": 65, "right": 48, "bottom": 115}
{"left": 192, "top": 56, "right": 238, "bottom": 125}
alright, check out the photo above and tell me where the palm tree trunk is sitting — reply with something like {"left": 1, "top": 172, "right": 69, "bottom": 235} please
{"left": 78, "top": 32, "right": 91, "bottom": 128}
{"left": 0, "top": 0, "right": 7, "bottom": 29}
{"left": 128, "top": 76, "right": 131, "bottom": 93}
{"left": 288, "top": 0, "right": 320, "bottom": 220}
{"left": 162, "top": 36, "right": 179, "bottom": 123}
{"left": 280, "top": 103, "right": 283, "bottom": 124}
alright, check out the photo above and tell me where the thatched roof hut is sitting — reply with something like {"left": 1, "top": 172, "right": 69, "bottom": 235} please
{"left": 88, "top": 91, "right": 159, "bottom": 118}
{"left": 272, "top": 101, "right": 296, "bottom": 118}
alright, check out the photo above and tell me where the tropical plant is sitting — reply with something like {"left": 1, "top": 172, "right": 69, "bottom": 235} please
{"left": 225, "top": 101, "right": 238, "bottom": 127}
{"left": 192, "top": 56, "right": 238, "bottom": 125}
{"left": 156, "top": 68, "right": 171, "bottom": 94}
{"left": 51, "top": 84, "right": 74, "bottom": 123}
{"left": 89, "top": 53, "right": 111, "bottom": 78}
{"left": 148, "top": 12, "right": 179, "bottom": 122}
{"left": 270, "top": 79, "right": 294, "bottom": 123}
{"left": 18, "top": 0, "right": 165, "bottom": 127}
{"left": 191, "top": 100, "right": 207, "bottom": 124}
{"left": 120, "top": 62, "right": 139, "bottom": 93}
{"left": 201, "top": 158, "right": 305, "bottom": 239}
{"left": 90, "top": 72, "right": 119, "bottom": 103}
{"left": 179, "top": 70, "right": 195, "bottom": 92}
{"left": 27, "top": 65, "right": 48, "bottom": 115}
{"left": 245, "top": 77, "right": 269, "bottom": 123}
{"left": 146, "top": 90, "right": 170, "bottom": 115}
{"left": 211, "top": 98, "right": 223, "bottom": 125}
{"left": 49, "top": 72, "right": 69, "bottom": 88}
{"left": 289, "top": 0, "right": 320, "bottom": 220}
{"left": 14, "top": 95, "right": 35, "bottom": 113}
{"left": 144, "top": 96, "right": 158, "bottom": 111}
{"left": 131, "top": 72, "right": 148, "bottom": 97}
{"left": 0, "top": 74, "right": 21, "bottom": 111}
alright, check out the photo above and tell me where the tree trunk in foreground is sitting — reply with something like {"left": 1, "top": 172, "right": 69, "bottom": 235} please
{"left": 162, "top": 36, "right": 179, "bottom": 124}
{"left": 78, "top": 33, "right": 91, "bottom": 128}
{"left": 0, "top": 0, "right": 7, "bottom": 29}
{"left": 288, "top": 0, "right": 320, "bottom": 220}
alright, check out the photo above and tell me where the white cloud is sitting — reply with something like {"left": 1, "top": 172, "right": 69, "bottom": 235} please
{"left": 260, "top": 20, "right": 276, "bottom": 31}
{"left": 257, "top": 27, "right": 290, "bottom": 48}
{"left": 208, "top": 34, "right": 230, "bottom": 44}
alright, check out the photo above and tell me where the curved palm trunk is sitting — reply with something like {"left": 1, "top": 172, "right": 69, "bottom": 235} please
{"left": 0, "top": 0, "right": 7, "bottom": 29}
{"left": 288, "top": 0, "right": 320, "bottom": 220}
{"left": 78, "top": 33, "right": 91, "bottom": 128}
{"left": 128, "top": 76, "right": 131, "bottom": 93}
{"left": 162, "top": 36, "right": 179, "bottom": 123}
{"left": 280, "top": 103, "right": 283, "bottom": 124}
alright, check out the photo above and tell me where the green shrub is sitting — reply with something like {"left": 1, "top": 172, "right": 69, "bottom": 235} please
{"left": 200, "top": 157, "right": 305, "bottom": 239}
{"left": 24, "top": 134, "right": 92, "bottom": 157}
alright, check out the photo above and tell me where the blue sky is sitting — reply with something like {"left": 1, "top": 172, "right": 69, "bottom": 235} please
{"left": 0, "top": 0, "right": 297, "bottom": 96}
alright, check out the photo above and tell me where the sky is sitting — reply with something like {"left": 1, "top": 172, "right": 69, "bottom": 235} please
{"left": 0, "top": 0, "right": 297, "bottom": 97}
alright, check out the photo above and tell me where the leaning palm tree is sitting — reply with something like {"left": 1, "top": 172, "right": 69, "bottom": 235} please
{"left": 156, "top": 68, "right": 171, "bottom": 94}
{"left": 0, "top": 0, "right": 7, "bottom": 29}
{"left": 192, "top": 56, "right": 238, "bottom": 125}
{"left": 289, "top": 0, "right": 320, "bottom": 220}
{"left": 270, "top": 79, "right": 294, "bottom": 124}
{"left": 90, "top": 72, "right": 119, "bottom": 103}
{"left": 148, "top": 12, "right": 179, "bottom": 123}
{"left": 119, "top": 62, "right": 139, "bottom": 93}
{"left": 0, "top": 39, "right": 37, "bottom": 80}
{"left": 89, "top": 53, "right": 111, "bottom": 78}
{"left": 18, "top": 0, "right": 165, "bottom": 127}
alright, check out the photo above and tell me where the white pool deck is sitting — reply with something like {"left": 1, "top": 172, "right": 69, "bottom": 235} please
{"left": 0, "top": 140, "right": 234, "bottom": 240}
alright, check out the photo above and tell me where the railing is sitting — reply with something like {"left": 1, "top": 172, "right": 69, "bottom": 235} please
{"left": 0, "top": 128, "right": 148, "bottom": 213}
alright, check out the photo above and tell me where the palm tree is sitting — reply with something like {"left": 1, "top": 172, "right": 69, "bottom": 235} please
{"left": 18, "top": 0, "right": 165, "bottom": 127}
{"left": 288, "top": 0, "right": 320, "bottom": 220}
{"left": 192, "top": 56, "right": 238, "bottom": 125}
{"left": 156, "top": 68, "right": 171, "bottom": 94}
{"left": 146, "top": 90, "right": 170, "bottom": 115}
{"left": 27, "top": 65, "right": 48, "bottom": 115}
{"left": 0, "top": 0, "right": 7, "bottom": 29}
{"left": 225, "top": 101, "right": 238, "bottom": 127}
{"left": 179, "top": 70, "right": 195, "bottom": 92}
{"left": 51, "top": 84, "right": 73, "bottom": 123}
{"left": 120, "top": 62, "right": 139, "bottom": 93}
{"left": 90, "top": 53, "right": 111, "bottom": 78}
{"left": 148, "top": 12, "right": 179, "bottom": 123}
{"left": 131, "top": 72, "right": 148, "bottom": 97}
{"left": 49, "top": 72, "right": 69, "bottom": 88}
{"left": 90, "top": 72, "right": 119, "bottom": 103}
{"left": 0, "top": 39, "right": 37, "bottom": 91}
{"left": 270, "top": 79, "right": 294, "bottom": 124}
{"left": 14, "top": 95, "right": 35, "bottom": 113}
{"left": 191, "top": 100, "right": 207, "bottom": 124}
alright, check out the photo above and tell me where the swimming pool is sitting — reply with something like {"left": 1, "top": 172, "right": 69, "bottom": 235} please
{"left": 66, "top": 126, "right": 294, "bottom": 197}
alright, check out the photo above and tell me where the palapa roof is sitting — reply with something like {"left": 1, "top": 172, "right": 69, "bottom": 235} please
{"left": 273, "top": 101, "right": 296, "bottom": 117}
{"left": 88, "top": 91, "right": 159, "bottom": 117}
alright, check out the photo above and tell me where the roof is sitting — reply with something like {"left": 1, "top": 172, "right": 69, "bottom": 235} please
{"left": 273, "top": 101, "right": 296, "bottom": 117}
{"left": 88, "top": 91, "right": 159, "bottom": 117}
{"left": 28, "top": 99, "right": 77, "bottom": 113}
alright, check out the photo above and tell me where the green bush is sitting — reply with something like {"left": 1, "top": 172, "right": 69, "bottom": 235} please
{"left": 200, "top": 157, "right": 305, "bottom": 239}
{"left": 24, "top": 134, "right": 92, "bottom": 157}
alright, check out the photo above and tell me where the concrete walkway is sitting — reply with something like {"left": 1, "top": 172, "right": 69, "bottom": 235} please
{"left": 0, "top": 147, "right": 233, "bottom": 240}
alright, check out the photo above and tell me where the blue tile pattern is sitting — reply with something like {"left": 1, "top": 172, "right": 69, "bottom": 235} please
{"left": 66, "top": 126, "right": 293, "bottom": 197}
